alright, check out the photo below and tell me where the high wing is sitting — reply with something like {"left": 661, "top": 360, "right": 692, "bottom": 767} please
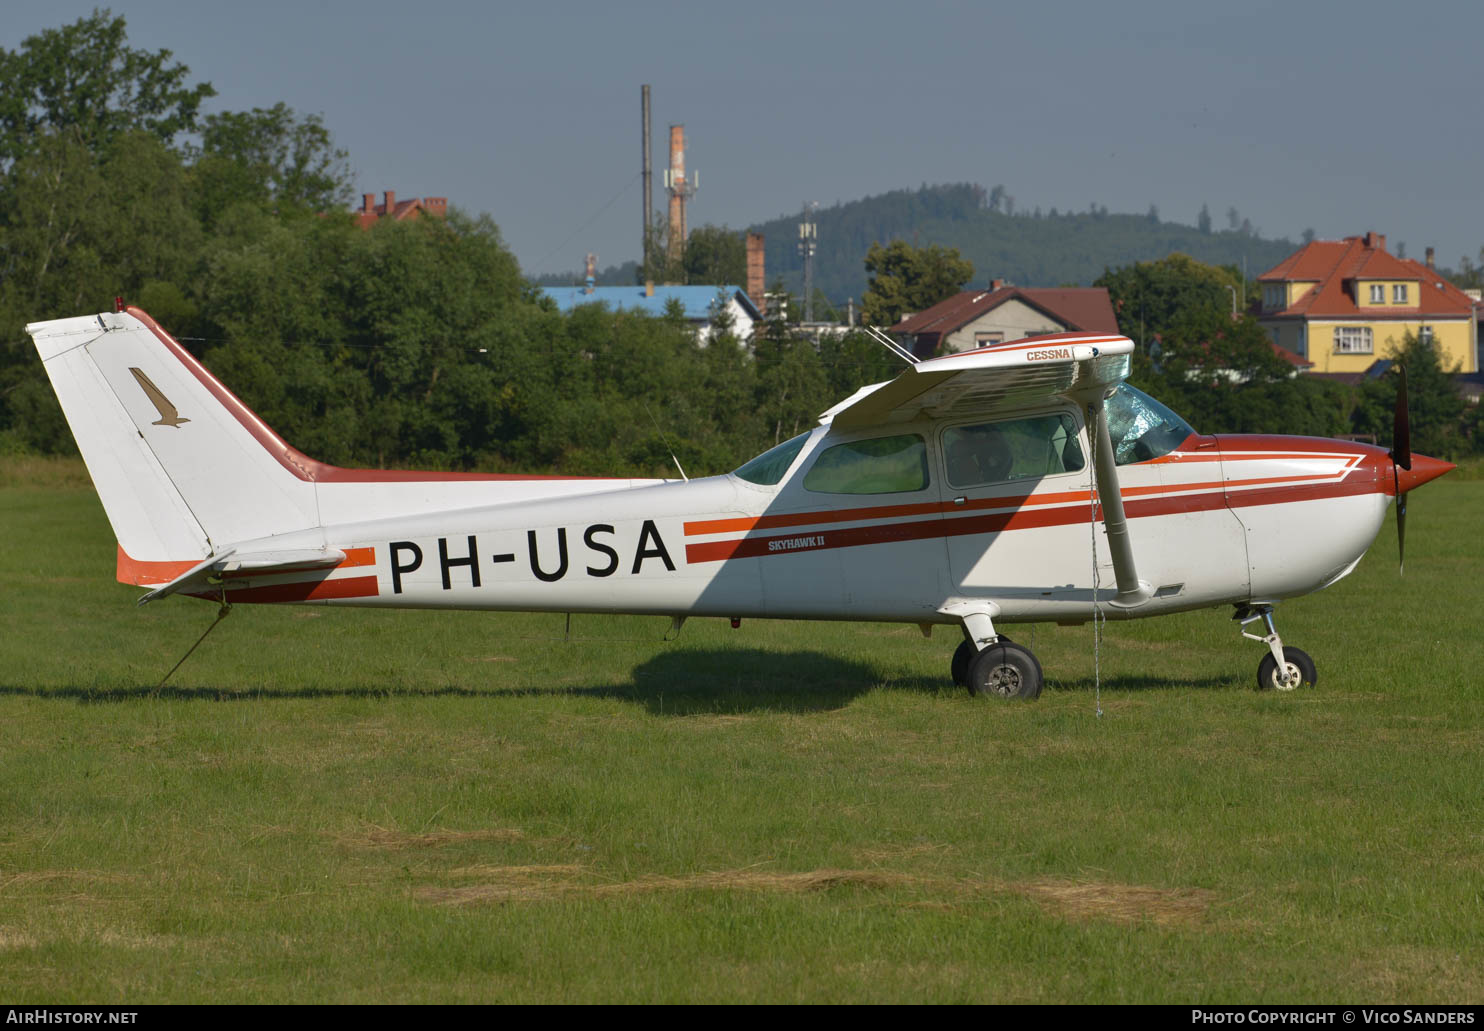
{"left": 822, "top": 332, "right": 1135, "bottom": 429}
{"left": 825, "top": 331, "right": 1151, "bottom": 610}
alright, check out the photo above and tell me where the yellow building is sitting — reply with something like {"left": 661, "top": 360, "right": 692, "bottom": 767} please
{"left": 1256, "top": 232, "right": 1477, "bottom": 374}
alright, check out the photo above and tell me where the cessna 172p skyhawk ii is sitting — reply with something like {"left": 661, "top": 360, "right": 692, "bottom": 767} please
{"left": 27, "top": 307, "right": 1453, "bottom": 698}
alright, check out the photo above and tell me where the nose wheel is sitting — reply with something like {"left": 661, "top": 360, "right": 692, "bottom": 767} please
{"left": 1236, "top": 605, "right": 1318, "bottom": 691}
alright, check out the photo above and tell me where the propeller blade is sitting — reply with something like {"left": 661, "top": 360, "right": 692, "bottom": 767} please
{"left": 1397, "top": 490, "right": 1407, "bottom": 576}
{"left": 1390, "top": 364, "right": 1411, "bottom": 471}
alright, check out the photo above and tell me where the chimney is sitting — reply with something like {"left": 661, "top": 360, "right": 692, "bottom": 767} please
{"left": 362, "top": 193, "right": 375, "bottom": 214}
{"left": 746, "top": 232, "right": 766, "bottom": 314}
{"left": 990, "top": 278, "right": 1005, "bottom": 290}
{"left": 383, "top": 190, "right": 396, "bottom": 216}
{"left": 1426, "top": 246, "right": 1436, "bottom": 270}
{"left": 1363, "top": 231, "right": 1385, "bottom": 251}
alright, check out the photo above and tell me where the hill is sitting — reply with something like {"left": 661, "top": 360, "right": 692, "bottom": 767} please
{"left": 539, "top": 184, "right": 1300, "bottom": 304}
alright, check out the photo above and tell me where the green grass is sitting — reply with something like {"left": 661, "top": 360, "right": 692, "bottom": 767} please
{"left": 1, "top": 458, "right": 1481, "bottom": 1003}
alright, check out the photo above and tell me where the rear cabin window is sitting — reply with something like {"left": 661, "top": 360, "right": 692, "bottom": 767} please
{"left": 944, "top": 412, "right": 1085, "bottom": 488}
{"left": 803, "top": 434, "right": 929, "bottom": 495}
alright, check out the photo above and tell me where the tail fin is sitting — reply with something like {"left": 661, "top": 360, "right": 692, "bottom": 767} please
{"left": 27, "top": 308, "right": 321, "bottom": 584}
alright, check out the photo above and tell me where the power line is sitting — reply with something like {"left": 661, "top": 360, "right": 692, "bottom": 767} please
{"left": 530, "top": 172, "right": 641, "bottom": 274}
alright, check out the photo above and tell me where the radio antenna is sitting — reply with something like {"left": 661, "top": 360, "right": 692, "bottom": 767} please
{"left": 863, "top": 325, "right": 920, "bottom": 365}
{"left": 643, "top": 402, "right": 688, "bottom": 481}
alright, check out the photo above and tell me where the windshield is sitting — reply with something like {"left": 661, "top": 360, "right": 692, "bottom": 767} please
{"left": 733, "top": 432, "right": 809, "bottom": 485}
{"left": 1105, "top": 384, "right": 1196, "bottom": 465}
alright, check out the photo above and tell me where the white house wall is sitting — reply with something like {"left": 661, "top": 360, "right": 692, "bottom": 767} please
{"left": 943, "top": 299, "right": 1067, "bottom": 353}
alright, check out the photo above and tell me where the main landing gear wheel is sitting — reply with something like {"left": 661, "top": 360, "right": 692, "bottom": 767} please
{"left": 1257, "top": 647, "right": 1317, "bottom": 692}
{"left": 966, "top": 641, "right": 1042, "bottom": 700}
{"left": 951, "top": 636, "right": 1013, "bottom": 687}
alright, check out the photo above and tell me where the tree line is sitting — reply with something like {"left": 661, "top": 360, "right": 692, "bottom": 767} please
{"left": 2, "top": 12, "right": 1477, "bottom": 479}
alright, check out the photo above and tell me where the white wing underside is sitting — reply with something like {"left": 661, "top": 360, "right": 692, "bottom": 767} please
{"left": 822, "top": 333, "right": 1135, "bottom": 429}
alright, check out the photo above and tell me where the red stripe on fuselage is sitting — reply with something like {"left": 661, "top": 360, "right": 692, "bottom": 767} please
{"left": 185, "top": 574, "right": 379, "bottom": 604}
{"left": 684, "top": 471, "right": 1381, "bottom": 564}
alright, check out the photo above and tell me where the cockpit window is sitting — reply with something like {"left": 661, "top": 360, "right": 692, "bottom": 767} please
{"left": 733, "top": 432, "right": 809, "bottom": 485}
{"left": 1105, "top": 384, "right": 1196, "bottom": 465}
{"left": 803, "top": 434, "right": 928, "bottom": 495}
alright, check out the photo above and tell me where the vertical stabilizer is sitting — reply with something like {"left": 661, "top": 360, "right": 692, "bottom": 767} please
{"left": 27, "top": 309, "right": 321, "bottom": 584}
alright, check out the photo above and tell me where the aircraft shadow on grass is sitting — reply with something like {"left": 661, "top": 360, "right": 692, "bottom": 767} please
{"left": 1, "top": 648, "right": 1237, "bottom": 712}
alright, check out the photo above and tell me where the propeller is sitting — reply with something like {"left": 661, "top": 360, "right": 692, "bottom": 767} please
{"left": 1387, "top": 364, "right": 1409, "bottom": 575}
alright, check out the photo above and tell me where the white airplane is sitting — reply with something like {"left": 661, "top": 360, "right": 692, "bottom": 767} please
{"left": 27, "top": 306, "right": 1453, "bottom": 697}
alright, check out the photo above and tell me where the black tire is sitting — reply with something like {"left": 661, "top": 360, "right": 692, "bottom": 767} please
{"left": 967, "top": 641, "right": 1042, "bottom": 700}
{"left": 951, "top": 640, "right": 974, "bottom": 686}
{"left": 952, "top": 635, "right": 1014, "bottom": 687}
{"left": 1256, "top": 646, "right": 1317, "bottom": 691}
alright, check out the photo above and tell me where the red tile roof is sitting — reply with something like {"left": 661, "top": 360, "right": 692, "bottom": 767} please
{"left": 354, "top": 191, "right": 448, "bottom": 229}
{"left": 1258, "top": 235, "right": 1474, "bottom": 320}
{"left": 1272, "top": 342, "right": 1313, "bottom": 368}
{"left": 890, "top": 286, "right": 1118, "bottom": 342}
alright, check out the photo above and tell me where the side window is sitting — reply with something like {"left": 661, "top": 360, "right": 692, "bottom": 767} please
{"left": 944, "top": 413, "right": 1085, "bottom": 488}
{"left": 803, "top": 434, "right": 928, "bottom": 495}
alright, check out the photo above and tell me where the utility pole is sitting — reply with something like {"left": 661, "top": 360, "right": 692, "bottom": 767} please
{"left": 641, "top": 85, "right": 652, "bottom": 277}
{"left": 798, "top": 202, "right": 817, "bottom": 323}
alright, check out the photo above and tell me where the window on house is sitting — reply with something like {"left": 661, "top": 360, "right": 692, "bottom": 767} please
{"left": 973, "top": 332, "right": 1004, "bottom": 348}
{"left": 804, "top": 434, "right": 929, "bottom": 495}
{"left": 1368, "top": 284, "right": 1385, "bottom": 304}
{"left": 1419, "top": 325, "right": 1434, "bottom": 345}
{"left": 1393, "top": 284, "right": 1408, "bottom": 304}
{"left": 1334, "top": 327, "right": 1373, "bottom": 354}
{"left": 1263, "top": 285, "right": 1284, "bottom": 310}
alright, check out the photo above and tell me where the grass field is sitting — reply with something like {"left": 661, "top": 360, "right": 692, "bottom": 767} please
{"left": 1, "top": 456, "right": 1481, "bottom": 1003}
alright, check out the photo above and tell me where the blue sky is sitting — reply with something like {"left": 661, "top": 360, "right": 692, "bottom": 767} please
{"left": 6, "top": 1, "right": 1480, "bottom": 282}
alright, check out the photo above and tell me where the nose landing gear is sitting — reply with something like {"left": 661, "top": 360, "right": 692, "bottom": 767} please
{"left": 1235, "top": 605, "right": 1317, "bottom": 691}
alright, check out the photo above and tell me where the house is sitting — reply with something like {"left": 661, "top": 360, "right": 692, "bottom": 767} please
{"left": 889, "top": 281, "right": 1119, "bottom": 360}
{"left": 1255, "top": 233, "right": 1478, "bottom": 375}
{"left": 538, "top": 284, "right": 761, "bottom": 344}
{"left": 354, "top": 190, "right": 448, "bottom": 228}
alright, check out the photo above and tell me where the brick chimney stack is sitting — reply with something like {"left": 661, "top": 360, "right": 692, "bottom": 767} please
{"left": 746, "top": 233, "right": 765, "bottom": 314}
{"left": 362, "top": 193, "right": 375, "bottom": 214}
{"left": 1426, "top": 246, "right": 1436, "bottom": 270}
{"left": 383, "top": 191, "right": 395, "bottom": 215}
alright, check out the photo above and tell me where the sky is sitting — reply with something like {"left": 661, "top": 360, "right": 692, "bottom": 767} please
{"left": 5, "top": 0, "right": 1481, "bottom": 283}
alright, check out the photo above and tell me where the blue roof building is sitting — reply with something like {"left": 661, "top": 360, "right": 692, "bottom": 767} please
{"left": 538, "top": 284, "right": 762, "bottom": 343}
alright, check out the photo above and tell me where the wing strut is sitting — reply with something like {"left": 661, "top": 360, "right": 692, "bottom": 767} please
{"left": 1086, "top": 397, "right": 1153, "bottom": 609}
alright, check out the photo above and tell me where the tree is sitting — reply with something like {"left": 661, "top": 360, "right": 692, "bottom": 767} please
{"left": 681, "top": 224, "right": 746, "bottom": 285}
{"left": 1350, "top": 331, "right": 1466, "bottom": 459}
{"left": 1198, "top": 204, "right": 1212, "bottom": 234}
{"left": 1095, "top": 253, "right": 1237, "bottom": 345}
{"left": 860, "top": 240, "right": 973, "bottom": 326}
{"left": 190, "top": 102, "right": 352, "bottom": 223}
{"left": 0, "top": 9, "right": 215, "bottom": 168}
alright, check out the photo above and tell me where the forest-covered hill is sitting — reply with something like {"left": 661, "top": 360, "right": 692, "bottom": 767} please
{"left": 539, "top": 183, "right": 1301, "bottom": 302}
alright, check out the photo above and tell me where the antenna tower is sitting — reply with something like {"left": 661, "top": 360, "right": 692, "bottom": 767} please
{"left": 799, "top": 202, "right": 818, "bottom": 322}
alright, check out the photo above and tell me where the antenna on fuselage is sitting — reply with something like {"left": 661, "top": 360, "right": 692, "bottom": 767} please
{"left": 863, "top": 325, "right": 920, "bottom": 365}
{"left": 643, "top": 401, "right": 688, "bottom": 482}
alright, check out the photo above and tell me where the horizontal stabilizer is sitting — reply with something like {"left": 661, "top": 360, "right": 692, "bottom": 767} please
{"left": 137, "top": 548, "right": 347, "bottom": 606}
